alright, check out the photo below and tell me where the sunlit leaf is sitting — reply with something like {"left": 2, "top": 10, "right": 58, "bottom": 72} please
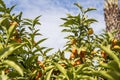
{"left": 84, "top": 7, "right": 96, "bottom": 13}
{"left": 100, "top": 44, "right": 119, "bottom": 64}
{"left": 34, "top": 38, "right": 47, "bottom": 47}
{"left": 45, "top": 66, "right": 54, "bottom": 72}
{"left": 0, "top": 0, "right": 6, "bottom": 8}
{"left": 3, "top": 60, "right": 24, "bottom": 76}
{"left": 46, "top": 69, "right": 53, "bottom": 80}
{"left": 44, "top": 48, "right": 53, "bottom": 55}
{"left": 53, "top": 62, "right": 69, "bottom": 80}
{"left": 74, "top": 3, "right": 83, "bottom": 12}
{"left": 0, "top": 43, "right": 26, "bottom": 60}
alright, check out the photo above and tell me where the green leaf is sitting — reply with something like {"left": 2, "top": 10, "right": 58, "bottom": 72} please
{"left": 94, "top": 71, "right": 115, "bottom": 80}
{"left": 34, "top": 16, "right": 41, "bottom": 20}
{"left": 62, "top": 29, "right": 71, "bottom": 32}
{"left": 0, "top": 18, "right": 7, "bottom": 25}
{"left": 44, "top": 48, "right": 53, "bottom": 55}
{"left": 22, "top": 21, "right": 32, "bottom": 26}
{"left": 46, "top": 69, "right": 53, "bottom": 80}
{"left": 106, "top": 71, "right": 120, "bottom": 80}
{"left": 76, "top": 64, "right": 87, "bottom": 73}
{"left": 100, "top": 44, "right": 119, "bottom": 65}
{"left": 61, "top": 19, "right": 77, "bottom": 27}
{"left": 74, "top": 3, "right": 83, "bottom": 12}
{"left": 0, "top": 43, "right": 3, "bottom": 52}
{"left": 32, "top": 48, "right": 43, "bottom": 54}
{"left": 23, "top": 37, "right": 32, "bottom": 48}
{"left": 84, "top": 18, "right": 98, "bottom": 24}
{"left": 45, "top": 66, "right": 54, "bottom": 72}
{"left": 0, "top": 0, "right": 6, "bottom": 8}
{"left": 100, "top": 61, "right": 119, "bottom": 72}
{"left": 107, "top": 32, "right": 114, "bottom": 41}
{"left": 0, "top": 7, "right": 5, "bottom": 12}
{"left": 0, "top": 71, "right": 8, "bottom": 80}
{"left": 61, "top": 18, "right": 68, "bottom": 21}
{"left": 23, "top": 18, "right": 32, "bottom": 23}
{"left": 9, "top": 5, "right": 16, "bottom": 13}
{"left": 28, "top": 54, "right": 40, "bottom": 63}
{"left": 108, "top": 61, "right": 120, "bottom": 72}
{"left": 34, "top": 38, "right": 47, "bottom": 47}
{"left": 18, "top": 12, "right": 23, "bottom": 20}
{"left": 78, "top": 75, "right": 96, "bottom": 80}
{"left": 0, "top": 43, "right": 26, "bottom": 60}
{"left": 3, "top": 60, "right": 24, "bottom": 76}
{"left": 53, "top": 62, "right": 69, "bottom": 80}
{"left": 33, "top": 16, "right": 41, "bottom": 26}
{"left": 84, "top": 7, "right": 96, "bottom": 13}
{"left": 7, "top": 22, "right": 18, "bottom": 41}
{"left": 33, "top": 29, "right": 40, "bottom": 35}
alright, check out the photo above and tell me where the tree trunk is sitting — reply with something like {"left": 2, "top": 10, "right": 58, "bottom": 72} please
{"left": 104, "top": 0, "right": 120, "bottom": 40}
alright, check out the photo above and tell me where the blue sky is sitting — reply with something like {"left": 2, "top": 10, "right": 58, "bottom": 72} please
{"left": 4, "top": 0, "right": 105, "bottom": 55}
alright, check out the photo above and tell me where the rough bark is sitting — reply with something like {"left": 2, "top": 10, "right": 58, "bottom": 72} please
{"left": 104, "top": 0, "right": 120, "bottom": 39}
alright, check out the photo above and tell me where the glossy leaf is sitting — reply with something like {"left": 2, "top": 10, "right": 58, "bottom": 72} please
{"left": 3, "top": 60, "right": 24, "bottom": 76}
{"left": 53, "top": 62, "right": 69, "bottom": 80}
{"left": 46, "top": 69, "right": 53, "bottom": 80}
{"left": 0, "top": 43, "right": 26, "bottom": 60}
{"left": 100, "top": 44, "right": 119, "bottom": 65}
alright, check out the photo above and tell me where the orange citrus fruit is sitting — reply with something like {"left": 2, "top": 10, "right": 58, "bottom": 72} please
{"left": 112, "top": 39, "right": 118, "bottom": 45}
{"left": 113, "top": 45, "right": 120, "bottom": 49}
{"left": 10, "top": 21, "right": 18, "bottom": 26}
{"left": 88, "top": 28, "right": 94, "bottom": 35}
{"left": 35, "top": 71, "right": 42, "bottom": 80}
{"left": 70, "top": 53, "right": 75, "bottom": 59}
{"left": 79, "top": 48, "right": 86, "bottom": 58}
{"left": 72, "top": 48, "right": 77, "bottom": 55}
{"left": 75, "top": 60, "right": 81, "bottom": 65}
{"left": 101, "top": 51, "right": 107, "bottom": 59}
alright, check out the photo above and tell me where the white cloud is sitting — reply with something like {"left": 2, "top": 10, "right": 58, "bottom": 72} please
{"left": 10, "top": 0, "right": 70, "bottom": 53}
{"left": 3, "top": 0, "right": 106, "bottom": 54}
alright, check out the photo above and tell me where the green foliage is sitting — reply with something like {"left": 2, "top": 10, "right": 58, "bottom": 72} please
{"left": 3, "top": 60, "right": 23, "bottom": 76}
{"left": 0, "top": 0, "right": 120, "bottom": 80}
{"left": 0, "top": 0, "right": 52, "bottom": 79}
{"left": 53, "top": 62, "right": 69, "bottom": 80}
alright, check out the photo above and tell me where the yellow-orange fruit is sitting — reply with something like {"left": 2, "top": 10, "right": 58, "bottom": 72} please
{"left": 113, "top": 45, "right": 120, "bottom": 49}
{"left": 10, "top": 21, "right": 18, "bottom": 26}
{"left": 101, "top": 51, "right": 107, "bottom": 59}
{"left": 79, "top": 49, "right": 86, "bottom": 58}
{"left": 91, "top": 50, "right": 97, "bottom": 55}
{"left": 99, "top": 61, "right": 104, "bottom": 64}
{"left": 16, "top": 38, "right": 22, "bottom": 43}
{"left": 35, "top": 71, "right": 42, "bottom": 80}
{"left": 75, "top": 60, "right": 81, "bottom": 65}
{"left": 37, "top": 61, "right": 45, "bottom": 69}
{"left": 112, "top": 39, "right": 118, "bottom": 45}
{"left": 60, "top": 63, "right": 66, "bottom": 67}
{"left": 87, "top": 28, "right": 94, "bottom": 35}
{"left": 71, "top": 61, "right": 76, "bottom": 67}
{"left": 70, "top": 53, "right": 75, "bottom": 59}
{"left": 4, "top": 68, "right": 10, "bottom": 74}
{"left": 80, "top": 52, "right": 85, "bottom": 58}
{"left": 72, "top": 48, "right": 77, "bottom": 55}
